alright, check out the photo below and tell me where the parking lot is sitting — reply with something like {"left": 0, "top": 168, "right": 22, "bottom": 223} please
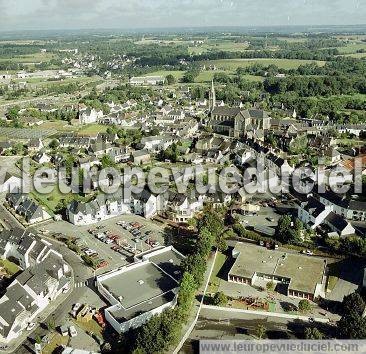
{"left": 37, "top": 214, "right": 166, "bottom": 273}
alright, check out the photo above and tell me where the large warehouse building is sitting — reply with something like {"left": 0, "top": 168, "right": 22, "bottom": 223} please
{"left": 228, "top": 243, "right": 327, "bottom": 301}
{"left": 96, "top": 246, "right": 185, "bottom": 333}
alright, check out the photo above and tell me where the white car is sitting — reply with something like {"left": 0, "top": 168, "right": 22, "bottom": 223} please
{"left": 26, "top": 322, "right": 36, "bottom": 331}
{"left": 72, "top": 303, "right": 82, "bottom": 312}
{"left": 69, "top": 325, "right": 78, "bottom": 337}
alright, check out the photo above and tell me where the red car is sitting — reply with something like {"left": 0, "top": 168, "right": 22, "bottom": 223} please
{"left": 97, "top": 260, "right": 108, "bottom": 269}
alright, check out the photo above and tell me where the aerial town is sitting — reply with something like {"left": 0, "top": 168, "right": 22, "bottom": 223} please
{"left": 0, "top": 2, "right": 366, "bottom": 354}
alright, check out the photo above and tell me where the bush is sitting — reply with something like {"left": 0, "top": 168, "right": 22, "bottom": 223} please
{"left": 298, "top": 299, "right": 312, "bottom": 313}
{"left": 212, "top": 292, "right": 228, "bottom": 306}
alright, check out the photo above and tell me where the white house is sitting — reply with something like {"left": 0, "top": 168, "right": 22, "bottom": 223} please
{"left": 79, "top": 107, "right": 104, "bottom": 124}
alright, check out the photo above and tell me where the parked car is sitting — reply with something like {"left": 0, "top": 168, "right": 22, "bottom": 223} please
{"left": 69, "top": 325, "right": 78, "bottom": 337}
{"left": 97, "top": 259, "right": 108, "bottom": 269}
{"left": 26, "top": 322, "right": 36, "bottom": 331}
{"left": 60, "top": 325, "right": 69, "bottom": 336}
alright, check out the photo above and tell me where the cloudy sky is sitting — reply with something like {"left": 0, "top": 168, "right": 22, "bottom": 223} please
{"left": 0, "top": 0, "right": 364, "bottom": 31}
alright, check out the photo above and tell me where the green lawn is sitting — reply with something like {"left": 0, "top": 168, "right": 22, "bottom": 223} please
{"left": 204, "top": 58, "right": 326, "bottom": 71}
{"left": 0, "top": 259, "right": 20, "bottom": 275}
{"left": 78, "top": 124, "right": 109, "bottom": 134}
{"left": 31, "top": 187, "right": 73, "bottom": 215}
{"left": 208, "top": 252, "right": 227, "bottom": 294}
{"left": 147, "top": 70, "right": 185, "bottom": 81}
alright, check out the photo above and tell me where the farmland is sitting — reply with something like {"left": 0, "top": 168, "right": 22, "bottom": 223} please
{"left": 203, "top": 58, "right": 326, "bottom": 71}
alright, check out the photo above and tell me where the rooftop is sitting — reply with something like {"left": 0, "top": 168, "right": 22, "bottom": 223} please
{"left": 100, "top": 262, "right": 178, "bottom": 309}
{"left": 229, "top": 243, "right": 326, "bottom": 294}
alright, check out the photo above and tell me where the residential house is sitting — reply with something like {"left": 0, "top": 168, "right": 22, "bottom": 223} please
{"left": 67, "top": 190, "right": 131, "bottom": 225}
{"left": 27, "top": 139, "right": 44, "bottom": 153}
{"left": 132, "top": 150, "right": 151, "bottom": 165}
{"left": 33, "top": 151, "right": 51, "bottom": 164}
{"left": 132, "top": 188, "right": 162, "bottom": 219}
{"left": 164, "top": 191, "right": 204, "bottom": 223}
{"left": 0, "top": 172, "right": 21, "bottom": 193}
{"left": 6, "top": 193, "right": 51, "bottom": 224}
{"left": 0, "top": 228, "right": 69, "bottom": 343}
{"left": 79, "top": 107, "right": 104, "bottom": 124}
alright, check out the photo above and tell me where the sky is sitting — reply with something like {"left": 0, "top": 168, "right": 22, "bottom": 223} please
{"left": 0, "top": 0, "right": 364, "bottom": 31}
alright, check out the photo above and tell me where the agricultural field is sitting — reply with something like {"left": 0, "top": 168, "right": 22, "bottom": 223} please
{"left": 147, "top": 69, "right": 263, "bottom": 84}
{"left": 188, "top": 40, "right": 249, "bottom": 54}
{"left": 0, "top": 52, "right": 56, "bottom": 63}
{"left": 336, "top": 42, "right": 366, "bottom": 54}
{"left": 203, "top": 58, "right": 326, "bottom": 71}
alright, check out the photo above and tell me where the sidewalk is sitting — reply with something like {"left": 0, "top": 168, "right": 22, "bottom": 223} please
{"left": 171, "top": 250, "right": 218, "bottom": 354}
{"left": 201, "top": 304, "right": 330, "bottom": 324}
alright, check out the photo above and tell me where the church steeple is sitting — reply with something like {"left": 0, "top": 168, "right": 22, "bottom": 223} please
{"left": 209, "top": 79, "right": 216, "bottom": 112}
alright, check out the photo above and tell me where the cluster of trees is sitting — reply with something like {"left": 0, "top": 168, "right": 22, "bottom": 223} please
{"left": 275, "top": 215, "right": 307, "bottom": 244}
{"left": 22, "top": 107, "right": 78, "bottom": 122}
{"left": 264, "top": 75, "right": 366, "bottom": 97}
{"left": 182, "top": 66, "right": 201, "bottom": 83}
{"left": 271, "top": 92, "right": 366, "bottom": 122}
{"left": 325, "top": 234, "right": 366, "bottom": 257}
{"left": 191, "top": 47, "right": 339, "bottom": 63}
{"left": 158, "top": 143, "right": 180, "bottom": 163}
{"left": 124, "top": 209, "right": 225, "bottom": 353}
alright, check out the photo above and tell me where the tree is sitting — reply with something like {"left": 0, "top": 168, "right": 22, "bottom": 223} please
{"left": 101, "top": 154, "right": 116, "bottom": 168}
{"left": 166, "top": 74, "right": 176, "bottom": 85}
{"left": 275, "top": 215, "right": 292, "bottom": 243}
{"left": 304, "top": 327, "right": 324, "bottom": 339}
{"left": 255, "top": 324, "right": 267, "bottom": 339}
{"left": 49, "top": 139, "right": 59, "bottom": 149}
{"left": 177, "top": 272, "right": 196, "bottom": 314}
{"left": 196, "top": 227, "right": 215, "bottom": 257}
{"left": 266, "top": 281, "right": 275, "bottom": 292}
{"left": 298, "top": 299, "right": 312, "bottom": 313}
{"left": 342, "top": 292, "right": 365, "bottom": 316}
{"left": 7, "top": 105, "right": 20, "bottom": 120}
{"left": 337, "top": 291, "right": 366, "bottom": 339}
{"left": 212, "top": 292, "right": 228, "bottom": 306}
{"left": 338, "top": 310, "right": 366, "bottom": 339}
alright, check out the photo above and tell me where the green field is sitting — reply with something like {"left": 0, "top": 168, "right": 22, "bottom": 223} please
{"left": 337, "top": 42, "right": 366, "bottom": 54}
{"left": 78, "top": 124, "right": 109, "bottom": 134}
{"left": 147, "top": 70, "right": 185, "bottom": 81}
{"left": 0, "top": 52, "right": 56, "bottom": 63}
{"left": 147, "top": 69, "right": 263, "bottom": 84}
{"left": 204, "top": 58, "right": 326, "bottom": 70}
{"left": 188, "top": 41, "right": 249, "bottom": 55}
{"left": 196, "top": 70, "right": 263, "bottom": 83}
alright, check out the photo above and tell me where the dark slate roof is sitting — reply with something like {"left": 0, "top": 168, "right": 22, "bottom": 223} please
{"left": 325, "top": 212, "right": 349, "bottom": 232}
{"left": 247, "top": 109, "right": 269, "bottom": 119}
{"left": 303, "top": 196, "right": 326, "bottom": 218}
{"left": 212, "top": 107, "right": 242, "bottom": 118}
{"left": 17, "top": 233, "right": 36, "bottom": 256}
